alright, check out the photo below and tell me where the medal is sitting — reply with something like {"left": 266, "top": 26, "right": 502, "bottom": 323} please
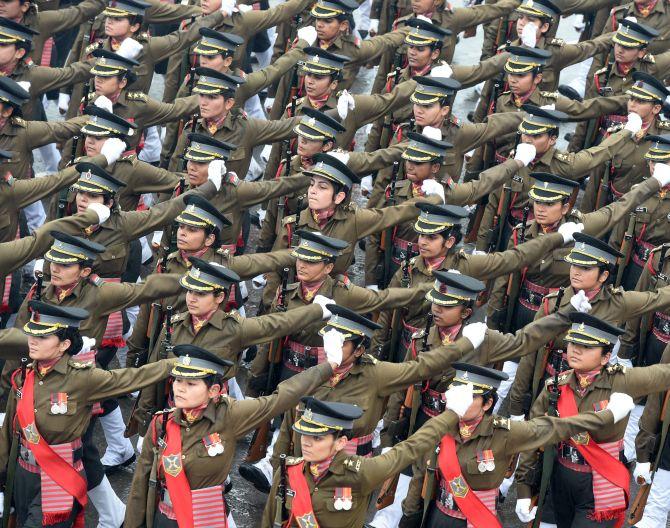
{"left": 333, "top": 498, "right": 343, "bottom": 511}
{"left": 202, "top": 433, "right": 224, "bottom": 457}
{"left": 50, "top": 393, "right": 67, "bottom": 415}
{"left": 484, "top": 449, "right": 495, "bottom": 472}
{"left": 476, "top": 450, "right": 487, "bottom": 472}
{"left": 334, "top": 488, "right": 352, "bottom": 510}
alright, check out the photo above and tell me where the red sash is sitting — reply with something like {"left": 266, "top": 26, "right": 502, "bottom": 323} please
{"left": 15, "top": 370, "right": 87, "bottom": 527}
{"left": 162, "top": 418, "right": 195, "bottom": 528}
{"left": 436, "top": 435, "right": 501, "bottom": 528}
{"left": 557, "top": 384, "right": 629, "bottom": 526}
{"left": 286, "top": 462, "right": 320, "bottom": 528}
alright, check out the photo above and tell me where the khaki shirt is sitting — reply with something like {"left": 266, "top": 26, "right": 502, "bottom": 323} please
{"left": 609, "top": 185, "right": 670, "bottom": 251}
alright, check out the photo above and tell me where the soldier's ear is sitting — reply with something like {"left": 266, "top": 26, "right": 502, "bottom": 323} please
{"left": 539, "top": 21, "right": 550, "bottom": 34}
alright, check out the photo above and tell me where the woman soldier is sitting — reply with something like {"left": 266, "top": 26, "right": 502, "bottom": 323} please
{"left": 125, "top": 342, "right": 344, "bottom": 527}
{"left": 0, "top": 301, "right": 177, "bottom": 527}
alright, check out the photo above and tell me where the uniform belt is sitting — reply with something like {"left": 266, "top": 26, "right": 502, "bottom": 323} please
{"left": 558, "top": 442, "right": 588, "bottom": 469}
{"left": 633, "top": 240, "right": 654, "bottom": 268}
{"left": 19, "top": 438, "right": 83, "bottom": 474}
{"left": 421, "top": 388, "right": 446, "bottom": 417}
{"left": 392, "top": 237, "right": 414, "bottom": 266}
{"left": 282, "top": 341, "right": 325, "bottom": 373}
{"left": 344, "top": 433, "right": 375, "bottom": 457}
{"left": 494, "top": 151, "right": 509, "bottom": 165}
{"left": 400, "top": 320, "right": 420, "bottom": 350}
{"left": 159, "top": 484, "right": 227, "bottom": 521}
{"left": 609, "top": 180, "right": 624, "bottom": 199}
{"left": 519, "top": 279, "right": 556, "bottom": 311}
{"left": 436, "top": 480, "right": 498, "bottom": 520}
{"left": 653, "top": 311, "right": 670, "bottom": 343}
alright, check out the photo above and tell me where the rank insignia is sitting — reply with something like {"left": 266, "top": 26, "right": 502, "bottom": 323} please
{"left": 162, "top": 454, "right": 183, "bottom": 477}
{"left": 23, "top": 422, "right": 39, "bottom": 444}
{"left": 50, "top": 393, "right": 68, "bottom": 415}
{"left": 202, "top": 433, "right": 224, "bottom": 456}
{"left": 296, "top": 512, "right": 318, "bottom": 527}
{"left": 449, "top": 476, "right": 469, "bottom": 499}
{"left": 333, "top": 487, "right": 352, "bottom": 510}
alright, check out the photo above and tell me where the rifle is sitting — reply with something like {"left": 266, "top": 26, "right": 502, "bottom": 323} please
{"left": 155, "top": 306, "right": 174, "bottom": 412}
{"left": 502, "top": 205, "right": 530, "bottom": 333}
{"left": 274, "top": 138, "right": 293, "bottom": 233}
{"left": 581, "top": 51, "right": 615, "bottom": 150}
{"left": 594, "top": 159, "right": 612, "bottom": 211}
{"left": 638, "top": 244, "right": 670, "bottom": 356}
{"left": 379, "top": 51, "right": 403, "bottom": 150}
{"left": 532, "top": 287, "right": 564, "bottom": 528}
{"left": 419, "top": 449, "right": 438, "bottom": 528}
{"left": 147, "top": 411, "right": 169, "bottom": 528}
{"left": 273, "top": 454, "right": 288, "bottom": 528}
{"left": 487, "top": 184, "right": 512, "bottom": 253}
{"left": 246, "top": 269, "right": 290, "bottom": 462}
{"left": 615, "top": 212, "right": 636, "bottom": 288}
{"left": 34, "top": 271, "right": 43, "bottom": 302}
{"left": 380, "top": 161, "right": 400, "bottom": 288}
{"left": 3, "top": 358, "right": 26, "bottom": 528}
{"left": 388, "top": 242, "right": 414, "bottom": 363}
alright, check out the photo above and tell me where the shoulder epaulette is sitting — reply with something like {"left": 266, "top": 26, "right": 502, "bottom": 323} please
{"left": 226, "top": 172, "right": 240, "bottom": 186}
{"left": 285, "top": 282, "right": 300, "bottom": 291}
{"left": 450, "top": 115, "right": 461, "bottom": 127}
{"left": 608, "top": 285, "right": 624, "bottom": 294}
{"left": 215, "top": 247, "right": 233, "bottom": 258}
{"left": 493, "top": 415, "right": 511, "bottom": 430}
{"left": 569, "top": 209, "right": 584, "bottom": 221}
{"left": 545, "top": 372, "right": 570, "bottom": 387}
{"left": 343, "top": 457, "right": 362, "bottom": 472}
{"left": 657, "top": 120, "right": 670, "bottom": 130}
{"left": 68, "top": 359, "right": 93, "bottom": 369}
{"left": 282, "top": 214, "right": 297, "bottom": 226}
{"left": 153, "top": 407, "right": 176, "bottom": 416}
{"left": 608, "top": 123, "right": 625, "bottom": 133}
{"left": 167, "top": 249, "right": 180, "bottom": 260}
{"left": 606, "top": 363, "right": 626, "bottom": 374}
{"left": 288, "top": 97, "right": 304, "bottom": 109}
{"left": 285, "top": 456, "right": 303, "bottom": 466}
{"left": 500, "top": 90, "right": 512, "bottom": 96}
{"left": 642, "top": 53, "right": 655, "bottom": 64}
{"left": 595, "top": 66, "right": 608, "bottom": 76}
{"left": 549, "top": 38, "right": 565, "bottom": 46}
{"left": 84, "top": 41, "right": 102, "bottom": 56}
{"left": 409, "top": 256, "right": 417, "bottom": 265}
{"left": 11, "top": 117, "right": 25, "bottom": 127}
{"left": 411, "top": 329, "right": 426, "bottom": 340}
{"left": 171, "top": 311, "right": 187, "bottom": 323}
{"left": 544, "top": 289, "right": 560, "bottom": 299}
{"left": 127, "top": 91, "right": 148, "bottom": 101}
{"left": 361, "top": 353, "right": 378, "bottom": 365}
{"left": 138, "top": 32, "right": 150, "bottom": 41}
{"left": 611, "top": 4, "right": 628, "bottom": 12}
{"left": 87, "top": 274, "right": 104, "bottom": 287}
{"left": 555, "top": 151, "right": 571, "bottom": 162}
{"left": 224, "top": 309, "right": 244, "bottom": 323}
{"left": 335, "top": 274, "right": 352, "bottom": 289}
{"left": 119, "top": 153, "right": 136, "bottom": 162}
{"left": 540, "top": 91, "right": 559, "bottom": 99}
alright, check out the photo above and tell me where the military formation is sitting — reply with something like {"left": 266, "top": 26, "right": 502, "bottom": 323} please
{"left": 2, "top": 0, "right": 670, "bottom": 525}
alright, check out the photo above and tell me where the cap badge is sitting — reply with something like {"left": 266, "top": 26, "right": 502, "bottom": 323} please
{"left": 543, "top": 181, "right": 549, "bottom": 188}
{"left": 191, "top": 268, "right": 201, "bottom": 278}
{"left": 304, "top": 408, "right": 313, "bottom": 421}
{"left": 578, "top": 322, "right": 585, "bottom": 331}
{"left": 312, "top": 55, "right": 320, "bottom": 63}
{"left": 192, "top": 142, "right": 201, "bottom": 150}
{"left": 308, "top": 117, "right": 316, "bottom": 126}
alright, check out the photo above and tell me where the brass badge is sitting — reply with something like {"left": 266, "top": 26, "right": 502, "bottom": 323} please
{"left": 162, "top": 454, "right": 183, "bottom": 477}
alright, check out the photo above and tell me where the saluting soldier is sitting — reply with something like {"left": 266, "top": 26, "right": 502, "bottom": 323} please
{"left": 124, "top": 342, "right": 341, "bottom": 528}
{"left": 515, "top": 313, "right": 670, "bottom": 527}
{"left": 610, "top": 0, "right": 670, "bottom": 54}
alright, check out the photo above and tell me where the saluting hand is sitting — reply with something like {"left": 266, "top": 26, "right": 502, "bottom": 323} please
{"left": 323, "top": 329, "right": 344, "bottom": 368}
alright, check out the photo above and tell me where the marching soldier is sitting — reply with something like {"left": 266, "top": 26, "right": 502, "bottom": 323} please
{"left": 610, "top": 0, "right": 670, "bottom": 54}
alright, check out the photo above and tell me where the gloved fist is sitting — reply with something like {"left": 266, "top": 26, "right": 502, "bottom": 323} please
{"left": 634, "top": 461, "right": 652, "bottom": 484}
{"left": 515, "top": 498, "right": 537, "bottom": 523}
{"left": 329, "top": 151, "right": 350, "bottom": 165}
{"left": 220, "top": 0, "right": 236, "bottom": 14}
{"left": 421, "top": 179, "right": 445, "bottom": 203}
{"left": 337, "top": 90, "right": 355, "bottom": 120}
{"left": 521, "top": 22, "right": 538, "bottom": 47}
{"left": 431, "top": 62, "right": 453, "bottom": 78}
{"left": 208, "top": 159, "right": 226, "bottom": 191}
{"left": 422, "top": 126, "right": 442, "bottom": 141}
{"left": 80, "top": 336, "right": 96, "bottom": 355}
{"left": 136, "top": 435, "right": 144, "bottom": 454}
{"left": 264, "top": 97, "right": 275, "bottom": 114}
{"left": 0, "top": 492, "right": 4, "bottom": 517}
{"left": 510, "top": 414, "right": 525, "bottom": 422}
{"left": 540, "top": 103, "right": 556, "bottom": 110}
{"left": 361, "top": 175, "right": 373, "bottom": 196}
{"left": 369, "top": 18, "right": 379, "bottom": 36}
{"left": 58, "top": 93, "right": 70, "bottom": 115}
{"left": 558, "top": 221, "right": 584, "bottom": 243}
{"left": 416, "top": 14, "right": 431, "bottom": 22}
{"left": 366, "top": 284, "right": 379, "bottom": 291}
{"left": 251, "top": 274, "right": 266, "bottom": 289}
{"left": 297, "top": 26, "right": 317, "bottom": 45}
{"left": 652, "top": 162, "right": 670, "bottom": 187}
{"left": 116, "top": 37, "right": 143, "bottom": 60}
{"left": 323, "top": 328, "right": 345, "bottom": 367}
{"left": 238, "top": 3, "right": 252, "bottom": 12}
{"left": 86, "top": 203, "right": 111, "bottom": 224}
{"left": 16, "top": 81, "right": 30, "bottom": 94}
{"left": 462, "top": 321, "right": 487, "bottom": 349}
{"left": 607, "top": 392, "right": 634, "bottom": 423}
{"left": 444, "top": 382, "right": 474, "bottom": 418}
{"left": 514, "top": 142, "right": 536, "bottom": 166}
{"left": 101, "top": 137, "right": 127, "bottom": 165}
{"left": 34, "top": 259, "right": 44, "bottom": 275}
{"left": 624, "top": 112, "right": 643, "bottom": 134}
{"left": 313, "top": 295, "right": 334, "bottom": 319}
{"left": 569, "top": 289, "right": 592, "bottom": 313}
{"left": 94, "top": 95, "right": 113, "bottom": 112}
{"left": 151, "top": 231, "right": 163, "bottom": 248}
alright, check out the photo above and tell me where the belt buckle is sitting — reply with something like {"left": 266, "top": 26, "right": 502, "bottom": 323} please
{"left": 289, "top": 351, "right": 304, "bottom": 368}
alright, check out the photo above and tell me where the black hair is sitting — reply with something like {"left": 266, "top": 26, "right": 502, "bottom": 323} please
{"left": 349, "top": 335, "right": 371, "bottom": 352}
{"left": 547, "top": 127, "right": 560, "bottom": 138}
{"left": 80, "top": 259, "right": 95, "bottom": 269}
{"left": 204, "top": 224, "right": 222, "bottom": 246}
{"left": 54, "top": 327, "right": 84, "bottom": 356}
{"left": 482, "top": 389, "right": 498, "bottom": 414}
{"left": 438, "top": 95, "right": 454, "bottom": 108}
{"left": 598, "top": 263, "right": 615, "bottom": 284}
{"left": 336, "top": 428, "right": 354, "bottom": 441}
{"left": 203, "top": 373, "right": 225, "bottom": 388}
{"left": 442, "top": 225, "right": 463, "bottom": 246}
{"left": 2, "top": 101, "right": 22, "bottom": 118}
{"left": 334, "top": 12, "right": 355, "bottom": 32}
{"left": 14, "top": 39, "right": 31, "bottom": 53}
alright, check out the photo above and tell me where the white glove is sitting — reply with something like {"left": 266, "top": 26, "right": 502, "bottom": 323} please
{"left": 421, "top": 179, "right": 445, "bottom": 203}
{"left": 257, "top": 208, "right": 266, "bottom": 224}
{"left": 323, "top": 328, "right": 344, "bottom": 367}
{"left": 607, "top": 392, "right": 634, "bottom": 423}
{"left": 94, "top": 95, "right": 114, "bottom": 113}
{"left": 447, "top": 269, "right": 461, "bottom": 275}
{"left": 58, "top": 93, "right": 70, "bottom": 115}
{"left": 34, "top": 259, "right": 44, "bottom": 274}
{"left": 652, "top": 162, "right": 670, "bottom": 187}
{"left": 251, "top": 274, "right": 266, "bottom": 289}
{"left": 624, "top": 16, "right": 638, "bottom": 23}
{"left": 462, "top": 322, "right": 487, "bottom": 349}
{"left": 369, "top": 18, "right": 379, "bottom": 35}
{"left": 0, "top": 492, "right": 4, "bottom": 517}
{"left": 416, "top": 14, "right": 432, "bottom": 22}
{"left": 86, "top": 202, "right": 111, "bottom": 224}
{"left": 515, "top": 498, "right": 537, "bottom": 523}
{"left": 514, "top": 142, "right": 536, "bottom": 166}
{"left": 361, "top": 175, "right": 373, "bottom": 196}
{"left": 238, "top": 3, "right": 252, "bottom": 12}
{"left": 208, "top": 159, "right": 226, "bottom": 191}
{"left": 444, "top": 382, "right": 474, "bottom": 418}
{"left": 264, "top": 97, "right": 275, "bottom": 113}
{"left": 297, "top": 26, "right": 317, "bottom": 45}
{"left": 366, "top": 284, "right": 379, "bottom": 291}
{"left": 101, "top": 137, "right": 126, "bottom": 165}
{"left": 540, "top": 103, "right": 556, "bottom": 110}
{"left": 17, "top": 81, "right": 30, "bottom": 93}
{"left": 558, "top": 221, "right": 584, "bottom": 244}
{"left": 116, "top": 37, "right": 143, "bottom": 60}
{"left": 422, "top": 126, "right": 442, "bottom": 141}
{"left": 329, "top": 151, "right": 350, "bottom": 165}
{"left": 220, "top": 0, "right": 235, "bottom": 14}
{"left": 337, "top": 90, "right": 355, "bottom": 120}
{"left": 624, "top": 112, "right": 643, "bottom": 135}
{"left": 634, "top": 461, "right": 652, "bottom": 484}
{"left": 33, "top": 171, "right": 48, "bottom": 179}
{"left": 313, "top": 294, "right": 334, "bottom": 319}
{"left": 521, "top": 22, "right": 538, "bottom": 47}
{"left": 569, "top": 289, "right": 592, "bottom": 313}
{"left": 136, "top": 435, "right": 144, "bottom": 454}
{"left": 79, "top": 336, "right": 96, "bottom": 355}
{"left": 510, "top": 414, "right": 525, "bottom": 422}
{"left": 430, "top": 62, "right": 453, "bottom": 78}
{"left": 151, "top": 231, "right": 163, "bottom": 248}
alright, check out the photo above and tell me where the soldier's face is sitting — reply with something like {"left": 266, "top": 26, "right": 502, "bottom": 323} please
{"left": 104, "top": 16, "right": 135, "bottom": 39}
{"left": 314, "top": 17, "right": 344, "bottom": 42}
{"left": 94, "top": 75, "right": 125, "bottom": 98}
{"left": 84, "top": 135, "right": 107, "bottom": 157}
{"left": 201, "top": 0, "right": 222, "bottom": 15}
{"left": 613, "top": 43, "right": 645, "bottom": 64}
{"left": 406, "top": 45, "right": 436, "bottom": 70}
{"left": 198, "top": 93, "right": 226, "bottom": 120}
{"left": 172, "top": 377, "right": 219, "bottom": 408}
{"left": 295, "top": 258, "right": 333, "bottom": 283}
{"left": 627, "top": 98, "right": 659, "bottom": 123}
{"left": 186, "top": 160, "right": 210, "bottom": 187}
{"left": 0, "top": 0, "right": 28, "bottom": 20}
{"left": 199, "top": 53, "right": 230, "bottom": 71}
{"left": 515, "top": 15, "right": 548, "bottom": 40}
{"left": 413, "top": 102, "right": 449, "bottom": 127}
{"left": 300, "top": 433, "right": 347, "bottom": 462}
{"left": 431, "top": 303, "right": 468, "bottom": 328}
{"left": 75, "top": 191, "right": 105, "bottom": 214}
{"left": 185, "top": 289, "right": 224, "bottom": 317}
{"left": 533, "top": 200, "right": 568, "bottom": 227}
{"left": 308, "top": 175, "right": 346, "bottom": 210}
{"left": 303, "top": 73, "right": 336, "bottom": 100}
{"left": 569, "top": 264, "right": 608, "bottom": 292}
{"left": 177, "top": 224, "right": 209, "bottom": 251}
{"left": 27, "top": 335, "right": 71, "bottom": 363}
{"left": 566, "top": 342, "right": 610, "bottom": 372}
{"left": 297, "top": 135, "right": 329, "bottom": 157}
{"left": 49, "top": 262, "right": 89, "bottom": 288}
{"left": 507, "top": 72, "right": 540, "bottom": 96}
{"left": 404, "top": 160, "right": 439, "bottom": 183}
{"left": 417, "top": 233, "right": 453, "bottom": 258}
{"left": 0, "top": 43, "right": 20, "bottom": 67}
{"left": 521, "top": 132, "right": 555, "bottom": 156}
{"left": 410, "top": 0, "right": 436, "bottom": 15}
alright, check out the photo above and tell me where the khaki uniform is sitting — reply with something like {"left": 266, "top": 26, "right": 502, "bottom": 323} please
{"left": 487, "top": 177, "right": 663, "bottom": 330}
{"left": 126, "top": 361, "right": 334, "bottom": 528}
{"left": 0, "top": 328, "right": 28, "bottom": 358}
{"left": 509, "top": 284, "right": 670, "bottom": 417}
{"left": 611, "top": 1, "right": 670, "bottom": 55}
